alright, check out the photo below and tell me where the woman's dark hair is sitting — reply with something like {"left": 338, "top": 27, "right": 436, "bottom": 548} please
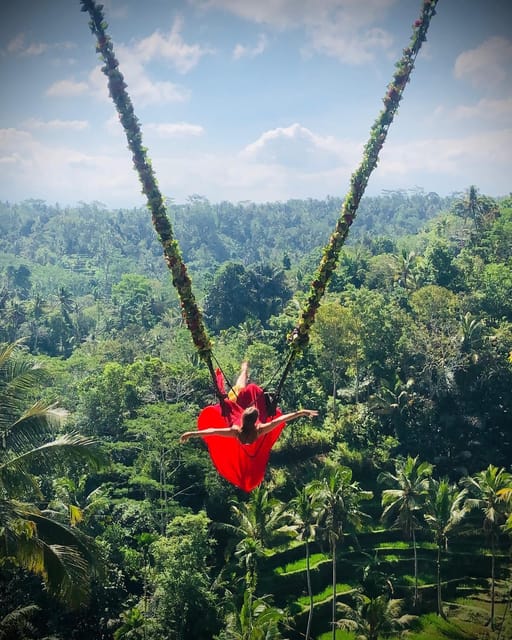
{"left": 241, "top": 406, "right": 259, "bottom": 434}
{"left": 238, "top": 406, "right": 259, "bottom": 445}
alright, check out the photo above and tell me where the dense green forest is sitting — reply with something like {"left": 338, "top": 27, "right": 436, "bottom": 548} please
{"left": 1, "top": 188, "right": 512, "bottom": 639}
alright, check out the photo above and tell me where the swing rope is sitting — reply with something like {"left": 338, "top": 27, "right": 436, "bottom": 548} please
{"left": 81, "top": 0, "right": 439, "bottom": 405}
{"left": 80, "top": 0, "right": 226, "bottom": 404}
{"left": 271, "top": 0, "right": 439, "bottom": 399}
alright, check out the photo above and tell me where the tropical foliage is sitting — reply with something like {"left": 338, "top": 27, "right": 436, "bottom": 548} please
{"left": 0, "top": 341, "right": 105, "bottom": 606}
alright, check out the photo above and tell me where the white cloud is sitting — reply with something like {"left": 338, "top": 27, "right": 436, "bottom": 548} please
{"left": 150, "top": 149, "right": 348, "bottom": 204}
{"left": 103, "top": 117, "right": 203, "bottom": 145}
{"left": 305, "top": 24, "right": 393, "bottom": 64}
{"left": 377, "top": 129, "right": 512, "bottom": 186}
{"left": 0, "top": 127, "right": 143, "bottom": 205}
{"left": 233, "top": 34, "right": 268, "bottom": 60}
{"left": 3, "top": 121, "right": 509, "bottom": 209}
{"left": 194, "top": 0, "right": 397, "bottom": 62}
{"left": 5, "top": 33, "right": 73, "bottom": 57}
{"left": 46, "top": 79, "right": 89, "bottom": 97}
{"left": 86, "top": 47, "right": 191, "bottom": 106}
{"left": 104, "top": 115, "right": 124, "bottom": 137}
{"left": 242, "top": 123, "right": 358, "bottom": 170}
{"left": 0, "top": 124, "right": 350, "bottom": 207}
{"left": 23, "top": 118, "right": 89, "bottom": 131}
{"left": 454, "top": 36, "right": 512, "bottom": 90}
{"left": 6, "top": 34, "right": 25, "bottom": 54}
{"left": 146, "top": 122, "right": 204, "bottom": 137}
{"left": 134, "top": 16, "right": 214, "bottom": 73}
{"left": 194, "top": 0, "right": 396, "bottom": 29}
{"left": 450, "top": 97, "right": 512, "bottom": 123}
{"left": 48, "top": 20, "right": 196, "bottom": 108}
{"left": 23, "top": 42, "right": 49, "bottom": 56}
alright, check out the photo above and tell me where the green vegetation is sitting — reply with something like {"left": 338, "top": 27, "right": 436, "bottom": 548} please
{"left": 297, "top": 583, "right": 355, "bottom": 606}
{"left": 1, "top": 188, "right": 512, "bottom": 639}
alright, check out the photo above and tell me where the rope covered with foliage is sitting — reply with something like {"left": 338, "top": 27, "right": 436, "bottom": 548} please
{"left": 289, "top": 0, "right": 439, "bottom": 355}
{"left": 80, "top": 0, "right": 214, "bottom": 365}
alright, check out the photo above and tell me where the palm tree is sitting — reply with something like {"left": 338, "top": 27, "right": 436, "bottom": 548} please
{"left": 378, "top": 456, "right": 433, "bottom": 608}
{"left": 0, "top": 341, "right": 105, "bottom": 606}
{"left": 231, "top": 485, "right": 292, "bottom": 549}
{"left": 459, "top": 312, "right": 483, "bottom": 354}
{"left": 369, "top": 374, "right": 416, "bottom": 435}
{"left": 423, "top": 478, "right": 467, "bottom": 619}
{"left": 50, "top": 475, "right": 109, "bottom": 534}
{"left": 26, "top": 293, "right": 47, "bottom": 353}
{"left": 311, "top": 465, "right": 373, "bottom": 640}
{"left": 500, "top": 487, "right": 512, "bottom": 533}
{"left": 290, "top": 484, "right": 321, "bottom": 640}
{"left": 452, "top": 185, "right": 499, "bottom": 231}
{"left": 230, "top": 485, "right": 292, "bottom": 591}
{"left": 393, "top": 249, "right": 418, "bottom": 290}
{"left": 222, "top": 488, "right": 293, "bottom": 640}
{"left": 221, "top": 591, "right": 287, "bottom": 640}
{"left": 336, "top": 555, "right": 396, "bottom": 640}
{"left": 463, "top": 465, "right": 512, "bottom": 629}
{"left": 337, "top": 594, "right": 416, "bottom": 640}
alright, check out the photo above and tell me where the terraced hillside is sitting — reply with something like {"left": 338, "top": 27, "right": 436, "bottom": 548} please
{"left": 257, "top": 528, "right": 510, "bottom": 639}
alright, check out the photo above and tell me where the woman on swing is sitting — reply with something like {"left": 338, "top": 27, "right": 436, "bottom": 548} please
{"left": 180, "top": 361, "right": 318, "bottom": 445}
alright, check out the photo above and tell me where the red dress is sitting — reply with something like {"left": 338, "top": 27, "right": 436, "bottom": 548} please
{"left": 197, "top": 382, "right": 284, "bottom": 492}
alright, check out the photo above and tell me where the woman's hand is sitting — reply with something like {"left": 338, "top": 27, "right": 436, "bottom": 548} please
{"left": 180, "top": 432, "right": 193, "bottom": 443}
{"left": 301, "top": 409, "right": 318, "bottom": 419}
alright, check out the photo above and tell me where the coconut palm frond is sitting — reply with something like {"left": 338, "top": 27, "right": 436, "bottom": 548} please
{"left": 0, "top": 340, "right": 27, "bottom": 370}
{"left": 1, "top": 356, "right": 49, "bottom": 407}
{"left": 41, "top": 543, "right": 91, "bottom": 607}
{"left": 0, "top": 463, "right": 41, "bottom": 500}
{"left": 0, "top": 604, "right": 40, "bottom": 638}
{"left": 1, "top": 433, "right": 106, "bottom": 479}
{"left": 5, "top": 508, "right": 97, "bottom": 607}
{"left": 2, "top": 402, "right": 68, "bottom": 454}
{"left": 0, "top": 342, "right": 105, "bottom": 607}
{"left": 16, "top": 510, "right": 97, "bottom": 564}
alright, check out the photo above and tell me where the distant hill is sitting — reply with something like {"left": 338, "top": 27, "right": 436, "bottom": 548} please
{"left": 1, "top": 191, "right": 452, "bottom": 286}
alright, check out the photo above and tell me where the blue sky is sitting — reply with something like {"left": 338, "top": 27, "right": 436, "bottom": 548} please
{"left": 1, "top": 0, "right": 511, "bottom": 207}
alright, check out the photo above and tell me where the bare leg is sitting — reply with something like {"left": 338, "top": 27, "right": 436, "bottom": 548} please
{"left": 235, "top": 361, "right": 249, "bottom": 390}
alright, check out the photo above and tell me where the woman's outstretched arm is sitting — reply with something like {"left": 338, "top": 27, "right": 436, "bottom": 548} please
{"left": 257, "top": 409, "right": 318, "bottom": 436}
{"left": 180, "top": 426, "right": 239, "bottom": 443}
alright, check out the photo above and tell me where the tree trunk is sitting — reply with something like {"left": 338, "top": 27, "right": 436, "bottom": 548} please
{"left": 305, "top": 539, "right": 313, "bottom": 640}
{"left": 437, "top": 543, "right": 445, "bottom": 618}
{"left": 354, "top": 344, "right": 360, "bottom": 404}
{"left": 413, "top": 528, "right": 418, "bottom": 608}
{"left": 332, "top": 538, "right": 337, "bottom": 640}
{"left": 332, "top": 369, "right": 337, "bottom": 419}
{"left": 490, "top": 536, "right": 496, "bottom": 630}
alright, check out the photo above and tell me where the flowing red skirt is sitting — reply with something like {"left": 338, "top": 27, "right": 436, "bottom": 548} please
{"left": 197, "top": 383, "right": 284, "bottom": 492}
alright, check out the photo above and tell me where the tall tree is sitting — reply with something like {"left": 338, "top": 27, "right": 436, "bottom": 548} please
{"left": 452, "top": 185, "right": 499, "bottom": 233}
{"left": 463, "top": 465, "right": 512, "bottom": 629}
{"left": 149, "top": 513, "right": 222, "bottom": 640}
{"left": 378, "top": 456, "right": 433, "bottom": 607}
{"left": 311, "top": 301, "right": 357, "bottom": 415}
{"left": 423, "top": 478, "right": 467, "bottom": 619}
{"left": 230, "top": 485, "right": 291, "bottom": 591}
{"left": 290, "top": 484, "right": 321, "bottom": 640}
{"left": 311, "top": 465, "right": 372, "bottom": 640}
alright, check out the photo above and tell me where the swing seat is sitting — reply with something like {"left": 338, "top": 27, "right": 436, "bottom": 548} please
{"left": 197, "top": 383, "right": 284, "bottom": 492}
